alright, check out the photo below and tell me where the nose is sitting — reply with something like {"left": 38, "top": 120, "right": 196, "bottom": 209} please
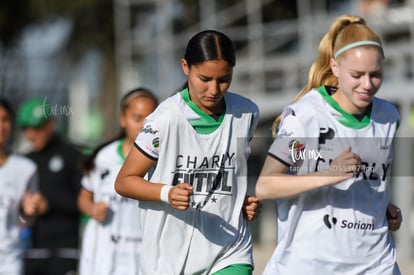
{"left": 362, "top": 75, "right": 373, "bottom": 90}
{"left": 209, "top": 80, "right": 221, "bottom": 95}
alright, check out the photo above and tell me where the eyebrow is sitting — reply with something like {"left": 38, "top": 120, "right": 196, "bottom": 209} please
{"left": 197, "top": 73, "right": 232, "bottom": 80}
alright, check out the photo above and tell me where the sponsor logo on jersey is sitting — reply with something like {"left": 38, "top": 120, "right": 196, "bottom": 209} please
{"left": 172, "top": 152, "right": 235, "bottom": 209}
{"left": 152, "top": 137, "right": 160, "bottom": 148}
{"left": 277, "top": 129, "right": 293, "bottom": 138}
{"left": 380, "top": 145, "right": 391, "bottom": 150}
{"left": 100, "top": 169, "right": 110, "bottom": 179}
{"left": 319, "top": 127, "right": 335, "bottom": 144}
{"left": 323, "top": 214, "right": 374, "bottom": 231}
{"left": 355, "top": 162, "right": 391, "bottom": 181}
{"left": 111, "top": 234, "right": 140, "bottom": 243}
{"left": 323, "top": 214, "right": 337, "bottom": 229}
{"left": 141, "top": 125, "right": 158, "bottom": 135}
{"left": 111, "top": 234, "right": 121, "bottom": 243}
{"left": 100, "top": 192, "right": 133, "bottom": 204}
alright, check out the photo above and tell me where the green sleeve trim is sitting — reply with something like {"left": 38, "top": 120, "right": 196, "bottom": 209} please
{"left": 317, "top": 85, "right": 371, "bottom": 129}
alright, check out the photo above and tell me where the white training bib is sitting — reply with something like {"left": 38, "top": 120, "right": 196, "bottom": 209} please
{"left": 136, "top": 91, "right": 259, "bottom": 275}
{"left": 0, "top": 154, "right": 38, "bottom": 275}
{"left": 79, "top": 140, "right": 142, "bottom": 275}
{"left": 265, "top": 86, "right": 400, "bottom": 275}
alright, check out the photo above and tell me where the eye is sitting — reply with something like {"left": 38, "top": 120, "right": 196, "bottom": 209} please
{"left": 198, "top": 75, "right": 211, "bottom": 82}
{"left": 370, "top": 71, "right": 383, "bottom": 78}
{"left": 218, "top": 77, "right": 231, "bottom": 84}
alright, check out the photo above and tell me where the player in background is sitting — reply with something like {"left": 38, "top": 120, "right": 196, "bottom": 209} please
{"left": 77, "top": 87, "right": 158, "bottom": 275}
{"left": 256, "top": 14, "right": 402, "bottom": 274}
{"left": 0, "top": 97, "right": 47, "bottom": 275}
{"left": 17, "top": 97, "right": 83, "bottom": 275}
{"left": 115, "top": 30, "right": 261, "bottom": 275}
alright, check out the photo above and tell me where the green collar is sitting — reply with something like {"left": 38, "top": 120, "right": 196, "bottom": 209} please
{"left": 317, "top": 85, "right": 371, "bottom": 129}
{"left": 181, "top": 89, "right": 225, "bottom": 124}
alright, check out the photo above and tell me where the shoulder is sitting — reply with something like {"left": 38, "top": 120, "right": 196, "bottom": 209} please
{"left": 10, "top": 154, "right": 36, "bottom": 168}
{"left": 9, "top": 154, "right": 37, "bottom": 174}
{"left": 225, "top": 92, "right": 259, "bottom": 114}
{"left": 278, "top": 90, "right": 324, "bottom": 137}
{"left": 145, "top": 96, "right": 179, "bottom": 123}
{"left": 372, "top": 97, "right": 400, "bottom": 123}
{"left": 282, "top": 90, "right": 323, "bottom": 123}
{"left": 95, "top": 140, "right": 119, "bottom": 163}
{"left": 152, "top": 95, "right": 179, "bottom": 115}
{"left": 288, "top": 89, "right": 322, "bottom": 112}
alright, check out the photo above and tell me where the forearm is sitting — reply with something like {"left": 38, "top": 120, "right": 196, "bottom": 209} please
{"left": 77, "top": 189, "right": 95, "bottom": 217}
{"left": 115, "top": 175, "right": 164, "bottom": 201}
{"left": 256, "top": 171, "right": 345, "bottom": 200}
{"left": 255, "top": 156, "right": 350, "bottom": 200}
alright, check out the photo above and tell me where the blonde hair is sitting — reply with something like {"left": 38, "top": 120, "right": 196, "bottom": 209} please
{"left": 271, "top": 14, "right": 383, "bottom": 136}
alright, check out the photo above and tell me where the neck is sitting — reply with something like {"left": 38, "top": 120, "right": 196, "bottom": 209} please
{"left": 331, "top": 90, "right": 368, "bottom": 115}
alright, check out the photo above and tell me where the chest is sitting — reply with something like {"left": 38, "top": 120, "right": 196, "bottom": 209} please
{"left": 313, "top": 121, "right": 394, "bottom": 181}
{"left": 0, "top": 168, "right": 28, "bottom": 209}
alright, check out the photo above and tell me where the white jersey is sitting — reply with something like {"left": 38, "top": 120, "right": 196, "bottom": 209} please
{"left": 265, "top": 86, "right": 400, "bottom": 275}
{"left": 135, "top": 91, "right": 259, "bottom": 275}
{"left": 79, "top": 140, "right": 142, "bottom": 275}
{"left": 0, "top": 154, "right": 38, "bottom": 275}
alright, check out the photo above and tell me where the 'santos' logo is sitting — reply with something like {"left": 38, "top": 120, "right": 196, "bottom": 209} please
{"left": 323, "top": 214, "right": 374, "bottom": 231}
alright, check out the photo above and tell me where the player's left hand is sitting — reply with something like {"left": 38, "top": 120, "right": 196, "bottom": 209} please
{"left": 243, "top": 196, "right": 262, "bottom": 221}
{"left": 387, "top": 202, "right": 402, "bottom": 232}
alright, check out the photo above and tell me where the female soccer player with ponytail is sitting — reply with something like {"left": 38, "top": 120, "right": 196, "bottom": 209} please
{"left": 256, "top": 14, "right": 401, "bottom": 274}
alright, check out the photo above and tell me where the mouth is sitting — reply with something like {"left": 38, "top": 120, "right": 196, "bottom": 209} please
{"left": 205, "top": 97, "right": 219, "bottom": 103}
{"left": 356, "top": 91, "right": 372, "bottom": 101}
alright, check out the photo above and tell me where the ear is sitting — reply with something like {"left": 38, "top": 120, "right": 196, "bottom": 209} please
{"left": 330, "top": 57, "right": 339, "bottom": 77}
{"left": 181, "top": 58, "right": 190, "bottom": 76}
{"left": 119, "top": 112, "right": 126, "bottom": 128}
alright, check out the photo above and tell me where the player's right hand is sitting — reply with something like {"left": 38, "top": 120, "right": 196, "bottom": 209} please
{"left": 91, "top": 201, "right": 109, "bottom": 222}
{"left": 328, "top": 146, "right": 361, "bottom": 179}
{"left": 169, "top": 183, "right": 193, "bottom": 210}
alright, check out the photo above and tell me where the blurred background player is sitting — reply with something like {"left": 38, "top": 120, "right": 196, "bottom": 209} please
{"left": 77, "top": 87, "right": 158, "bottom": 275}
{"left": 0, "top": 97, "right": 47, "bottom": 275}
{"left": 17, "top": 98, "right": 83, "bottom": 275}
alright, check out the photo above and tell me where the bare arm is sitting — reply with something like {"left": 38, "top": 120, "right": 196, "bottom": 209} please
{"left": 115, "top": 146, "right": 193, "bottom": 210}
{"left": 256, "top": 147, "right": 360, "bottom": 200}
{"left": 77, "top": 188, "right": 109, "bottom": 222}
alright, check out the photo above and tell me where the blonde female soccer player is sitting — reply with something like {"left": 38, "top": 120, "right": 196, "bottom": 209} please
{"left": 256, "top": 14, "right": 402, "bottom": 274}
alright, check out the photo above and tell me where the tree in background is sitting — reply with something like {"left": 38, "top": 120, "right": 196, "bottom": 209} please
{"left": 0, "top": 0, "right": 117, "bottom": 142}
